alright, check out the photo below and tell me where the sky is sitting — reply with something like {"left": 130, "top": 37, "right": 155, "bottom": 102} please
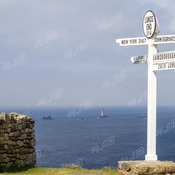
{"left": 0, "top": 0, "right": 175, "bottom": 108}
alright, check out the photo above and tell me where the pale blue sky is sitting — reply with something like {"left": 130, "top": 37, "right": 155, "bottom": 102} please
{"left": 0, "top": 0, "right": 175, "bottom": 108}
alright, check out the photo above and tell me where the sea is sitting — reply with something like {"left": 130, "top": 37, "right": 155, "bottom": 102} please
{"left": 3, "top": 106, "right": 175, "bottom": 169}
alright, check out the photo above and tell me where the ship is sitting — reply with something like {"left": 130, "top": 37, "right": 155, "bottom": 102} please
{"left": 42, "top": 115, "right": 53, "bottom": 120}
{"left": 98, "top": 108, "right": 109, "bottom": 119}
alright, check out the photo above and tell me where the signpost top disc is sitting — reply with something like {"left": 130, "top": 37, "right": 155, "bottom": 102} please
{"left": 143, "top": 10, "right": 157, "bottom": 39}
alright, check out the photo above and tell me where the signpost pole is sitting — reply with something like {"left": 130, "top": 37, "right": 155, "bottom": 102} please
{"left": 146, "top": 43, "right": 158, "bottom": 160}
{"left": 116, "top": 10, "right": 175, "bottom": 161}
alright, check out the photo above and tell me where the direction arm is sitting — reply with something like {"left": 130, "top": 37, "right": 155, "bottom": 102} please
{"left": 131, "top": 55, "right": 148, "bottom": 64}
{"left": 153, "top": 35, "right": 175, "bottom": 44}
{"left": 116, "top": 37, "right": 148, "bottom": 46}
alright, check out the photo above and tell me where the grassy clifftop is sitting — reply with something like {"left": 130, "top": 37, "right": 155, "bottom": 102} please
{"left": 0, "top": 166, "right": 118, "bottom": 175}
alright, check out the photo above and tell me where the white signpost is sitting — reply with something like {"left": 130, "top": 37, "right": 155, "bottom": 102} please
{"left": 116, "top": 10, "right": 175, "bottom": 161}
{"left": 153, "top": 51, "right": 175, "bottom": 71}
{"left": 117, "top": 35, "right": 175, "bottom": 46}
{"left": 131, "top": 55, "right": 148, "bottom": 64}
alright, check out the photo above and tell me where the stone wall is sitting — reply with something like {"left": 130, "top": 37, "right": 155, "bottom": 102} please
{"left": 0, "top": 112, "right": 36, "bottom": 167}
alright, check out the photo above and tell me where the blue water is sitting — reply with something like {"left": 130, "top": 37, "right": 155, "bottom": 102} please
{"left": 3, "top": 107, "right": 175, "bottom": 169}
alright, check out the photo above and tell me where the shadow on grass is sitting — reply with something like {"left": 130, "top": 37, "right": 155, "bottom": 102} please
{"left": 0, "top": 165, "right": 35, "bottom": 173}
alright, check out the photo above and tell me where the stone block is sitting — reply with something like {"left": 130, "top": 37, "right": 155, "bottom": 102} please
{"left": 118, "top": 170, "right": 130, "bottom": 175}
{"left": 0, "top": 136, "right": 4, "bottom": 141}
{"left": 0, "top": 113, "right": 10, "bottom": 123}
{"left": 17, "top": 140, "right": 24, "bottom": 147}
{"left": 21, "top": 133, "right": 27, "bottom": 139}
{"left": 118, "top": 161, "right": 175, "bottom": 175}
{"left": 9, "top": 112, "right": 20, "bottom": 118}
{"left": 3, "top": 133, "right": 9, "bottom": 140}
{"left": 0, "top": 119, "right": 5, "bottom": 126}
{"left": 0, "top": 144, "right": 6, "bottom": 150}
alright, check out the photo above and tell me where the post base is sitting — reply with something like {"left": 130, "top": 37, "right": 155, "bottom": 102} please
{"left": 118, "top": 160, "right": 175, "bottom": 175}
{"left": 145, "top": 154, "right": 158, "bottom": 160}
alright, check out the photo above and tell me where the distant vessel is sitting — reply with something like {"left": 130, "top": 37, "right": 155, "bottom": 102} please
{"left": 42, "top": 115, "right": 53, "bottom": 120}
{"left": 98, "top": 108, "right": 109, "bottom": 119}
{"left": 137, "top": 115, "right": 147, "bottom": 119}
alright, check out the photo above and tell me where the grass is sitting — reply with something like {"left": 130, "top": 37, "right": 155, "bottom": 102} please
{"left": 0, "top": 166, "right": 118, "bottom": 175}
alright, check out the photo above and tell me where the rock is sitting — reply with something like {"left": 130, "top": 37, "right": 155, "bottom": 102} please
{"left": 0, "top": 137, "right": 4, "bottom": 141}
{"left": 29, "top": 139, "right": 35, "bottom": 147}
{"left": 0, "top": 154, "right": 3, "bottom": 159}
{"left": 6, "top": 162, "right": 13, "bottom": 167}
{"left": 7, "top": 140, "right": 15, "bottom": 145}
{"left": 2, "top": 154, "right": 7, "bottom": 158}
{"left": 26, "top": 123, "right": 31, "bottom": 128}
{"left": 4, "top": 157, "right": 9, "bottom": 163}
{"left": 9, "top": 133, "right": 14, "bottom": 137}
{"left": 118, "top": 170, "right": 130, "bottom": 175}
{"left": 16, "top": 125, "right": 22, "bottom": 130}
{"left": 21, "top": 133, "right": 27, "bottom": 139}
{"left": 0, "top": 119, "right": 5, "bottom": 125}
{"left": 0, "top": 113, "right": 10, "bottom": 123}
{"left": 0, "top": 144, "right": 6, "bottom": 150}
{"left": 17, "top": 140, "right": 24, "bottom": 147}
{"left": 118, "top": 161, "right": 175, "bottom": 175}
{"left": 9, "top": 112, "right": 20, "bottom": 118}
{"left": 14, "top": 131, "right": 20, "bottom": 137}
{"left": 120, "top": 162, "right": 131, "bottom": 172}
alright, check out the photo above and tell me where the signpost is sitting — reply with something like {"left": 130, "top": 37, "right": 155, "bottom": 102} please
{"left": 116, "top": 37, "right": 148, "bottom": 46}
{"left": 143, "top": 10, "right": 158, "bottom": 38}
{"left": 131, "top": 55, "right": 148, "bottom": 64}
{"left": 116, "top": 10, "right": 175, "bottom": 161}
{"left": 153, "top": 51, "right": 175, "bottom": 71}
{"left": 117, "top": 35, "right": 175, "bottom": 46}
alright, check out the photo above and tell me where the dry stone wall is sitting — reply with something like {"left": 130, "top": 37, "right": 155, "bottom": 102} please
{"left": 0, "top": 112, "right": 36, "bottom": 167}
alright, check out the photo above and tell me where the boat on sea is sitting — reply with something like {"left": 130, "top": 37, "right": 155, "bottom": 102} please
{"left": 42, "top": 115, "right": 53, "bottom": 120}
{"left": 137, "top": 115, "right": 147, "bottom": 119}
{"left": 97, "top": 108, "right": 109, "bottom": 119}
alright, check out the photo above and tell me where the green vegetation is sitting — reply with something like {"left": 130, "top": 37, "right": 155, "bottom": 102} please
{"left": 0, "top": 166, "right": 118, "bottom": 175}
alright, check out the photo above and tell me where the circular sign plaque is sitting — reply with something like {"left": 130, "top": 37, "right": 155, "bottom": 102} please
{"left": 143, "top": 10, "right": 156, "bottom": 39}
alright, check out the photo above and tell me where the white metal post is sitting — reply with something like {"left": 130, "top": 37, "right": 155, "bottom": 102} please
{"left": 116, "top": 10, "right": 175, "bottom": 161}
{"left": 145, "top": 43, "right": 158, "bottom": 160}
